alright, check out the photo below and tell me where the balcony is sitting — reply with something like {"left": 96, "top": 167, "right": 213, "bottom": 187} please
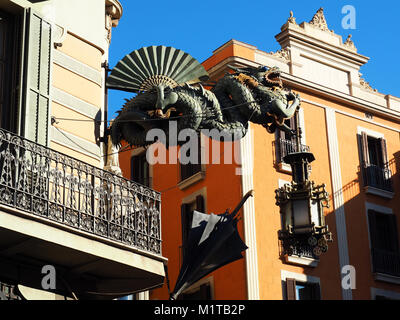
{"left": 372, "top": 248, "right": 400, "bottom": 279}
{"left": 0, "top": 128, "right": 166, "bottom": 299}
{"left": 276, "top": 138, "right": 310, "bottom": 171}
{"left": 361, "top": 162, "right": 393, "bottom": 197}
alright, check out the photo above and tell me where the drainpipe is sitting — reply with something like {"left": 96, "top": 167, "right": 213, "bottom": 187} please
{"left": 101, "top": 60, "right": 111, "bottom": 166}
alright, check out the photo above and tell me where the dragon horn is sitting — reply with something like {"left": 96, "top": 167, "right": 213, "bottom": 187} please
{"left": 227, "top": 65, "right": 245, "bottom": 73}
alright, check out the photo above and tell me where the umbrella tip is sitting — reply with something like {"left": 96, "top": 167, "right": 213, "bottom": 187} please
{"left": 246, "top": 189, "right": 255, "bottom": 197}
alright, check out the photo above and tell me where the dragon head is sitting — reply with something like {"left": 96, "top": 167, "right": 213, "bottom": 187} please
{"left": 263, "top": 66, "right": 283, "bottom": 88}
{"left": 229, "top": 65, "right": 283, "bottom": 89}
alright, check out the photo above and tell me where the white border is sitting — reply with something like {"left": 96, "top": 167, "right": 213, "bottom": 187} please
{"left": 325, "top": 107, "right": 352, "bottom": 300}
{"left": 239, "top": 127, "right": 260, "bottom": 300}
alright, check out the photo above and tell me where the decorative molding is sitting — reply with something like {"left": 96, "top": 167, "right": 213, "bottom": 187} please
{"left": 303, "top": 98, "right": 400, "bottom": 134}
{"left": 371, "top": 287, "right": 400, "bottom": 299}
{"left": 359, "top": 73, "right": 377, "bottom": 92}
{"left": 52, "top": 49, "right": 102, "bottom": 86}
{"left": 280, "top": 270, "right": 320, "bottom": 284}
{"left": 50, "top": 126, "right": 101, "bottom": 160}
{"left": 105, "top": 0, "right": 123, "bottom": 43}
{"left": 178, "top": 171, "right": 206, "bottom": 190}
{"left": 357, "top": 126, "right": 384, "bottom": 139}
{"left": 365, "top": 202, "right": 393, "bottom": 215}
{"left": 309, "top": 7, "right": 332, "bottom": 33}
{"left": 325, "top": 107, "right": 352, "bottom": 300}
{"left": 52, "top": 87, "right": 100, "bottom": 119}
{"left": 181, "top": 187, "right": 208, "bottom": 215}
{"left": 281, "top": 73, "right": 400, "bottom": 122}
{"left": 374, "top": 273, "right": 400, "bottom": 285}
{"left": 239, "top": 128, "right": 260, "bottom": 300}
{"left": 277, "top": 162, "right": 292, "bottom": 173}
{"left": 53, "top": 24, "right": 67, "bottom": 48}
{"left": 268, "top": 48, "right": 290, "bottom": 62}
{"left": 285, "top": 255, "right": 319, "bottom": 268}
{"left": 364, "top": 186, "right": 394, "bottom": 199}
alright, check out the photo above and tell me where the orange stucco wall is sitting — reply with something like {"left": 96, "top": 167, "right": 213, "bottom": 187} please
{"left": 119, "top": 40, "right": 400, "bottom": 300}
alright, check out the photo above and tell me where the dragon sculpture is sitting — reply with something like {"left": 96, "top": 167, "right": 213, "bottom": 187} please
{"left": 107, "top": 46, "right": 300, "bottom": 147}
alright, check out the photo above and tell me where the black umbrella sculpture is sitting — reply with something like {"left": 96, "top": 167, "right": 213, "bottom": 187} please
{"left": 170, "top": 190, "right": 254, "bottom": 300}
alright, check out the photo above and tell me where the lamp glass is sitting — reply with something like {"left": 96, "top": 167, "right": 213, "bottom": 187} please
{"left": 310, "top": 199, "right": 321, "bottom": 227}
{"left": 283, "top": 202, "right": 292, "bottom": 230}
{"left": 292, "top": 199, "right": 312, "bottom": 234}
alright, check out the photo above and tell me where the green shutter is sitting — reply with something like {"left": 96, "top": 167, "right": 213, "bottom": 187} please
{"left": 23, "top": 9, "right": 52, "bottom": 146}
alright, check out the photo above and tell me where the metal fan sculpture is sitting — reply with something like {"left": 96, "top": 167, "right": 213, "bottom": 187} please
{"left": 107, "top": 46, "right": 209, "bottom": 93}
{"left": 107, "top": 46, "right": 301, "bottom": 147}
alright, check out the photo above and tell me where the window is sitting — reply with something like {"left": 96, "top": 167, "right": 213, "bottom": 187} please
{"left": 368, "top": 210, "right": 400, "bottom": 277}
{"left": 180, "top": 135, "right": 202, "bottom": 181}
{"left": 179, "top": 283, "right": 211, "bottom": 300}
{"left": 180, "top": 195, "right": 205, "bottom": 262}
{"left": 22, "top": 10, "right": 53, "bottom": 145}
{"left": 130, "top": 152, "right": 149, "bottom": 186}
{"left": 359, "top": 132, "right": 392, "bottom": 192}
{"left": 0, "top": 10, "right": 20, "bottom": 133}
{"left": 285, "top": 278, "right": 321, "bottom": 300}
{"left": 0, "top": 9, "right": 52, "bottom": 144}
{"left": 276, "top": 117, "right": 309, "bottom": 165}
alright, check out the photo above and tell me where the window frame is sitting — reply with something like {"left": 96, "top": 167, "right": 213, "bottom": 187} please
{"left": 366, "top": 203, "right": 400, "bottom": 279}
{"left": 357, "top": 127, "right": 393, "bottom": 196}
{"left": 275, "top": 108, "right": 308, "bottom": 172}
{"left": 130, "top": 150, "right": 150, "bottom": 187}
{"left": 178, "top": 133, "right": 206, "bottom": 190}
{"left": 0, "top": 8, "right": 22, "bottom": 134}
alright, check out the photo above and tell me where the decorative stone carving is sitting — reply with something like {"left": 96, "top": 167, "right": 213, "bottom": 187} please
{"left": 343, "top": 34, "right": 356, "bottom": 50}
{"left": 269, "top": 48, "right": 290, "bottom": 62}
{"left": 287, "top": 11, "right": 297, "bottom": 24}
{"left": 309, "top": 7, "right": 332, "bottom": 32}
{"left": 105, "top": 0, "right": 123, "bottom": 43}
{"left": 359, "top": 73, "right": 377, "bottom": 92}
{"left": 53, "top": 24, "right": 67, "bottom": 49}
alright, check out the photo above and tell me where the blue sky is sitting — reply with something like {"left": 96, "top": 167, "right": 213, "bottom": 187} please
{"left": 107, "top": 0, "right": 400, "bottom": 119}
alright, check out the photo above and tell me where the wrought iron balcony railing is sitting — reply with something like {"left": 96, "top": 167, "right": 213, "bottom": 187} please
{"left": 277, "top": 138, "right": 310, "bottom": 164}
{"left": 0, "top": 129, "right": 161, "bottom": 255}
{"left": 361, "top": 162, "right": 393, "bottom": 192}
{"left": 372, "top": 248, "right": 400, "bottom": 277}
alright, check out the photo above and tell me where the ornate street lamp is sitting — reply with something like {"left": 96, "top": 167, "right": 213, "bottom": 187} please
{"left": 275, "top": 114, "right": 332, "bottom": 258}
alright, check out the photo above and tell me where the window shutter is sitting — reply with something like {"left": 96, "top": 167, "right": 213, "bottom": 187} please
{"left": 199, "top": 284, "right": 211, "bottom": 300}
{"left": 379, "top": 138, "right": 388, "bottom": 166}
{"left": 181, "top": 203, "right": 191, "bottom": 245}
{"left": 368, "top": 210, "right": 378, "bottom": 272}
{"left": 23, "top": 9, "right": 52, "bottom": 146}
{"left": 368, "top": 210, "right": 378, "bottom": 248}
{"left": 360, "top": 132, "right": 369, "bottom": 166}
{"left": 286, "top": 278, "right": 296, "bottom": 300}
{"left": 312, "top": 283, "right": 321, "bottom": 300}
{"left": 196, "top": 194, "right": 205, "bottom": 213}
{"left": 388, "top": 214, "right": 399, "bottom": 253}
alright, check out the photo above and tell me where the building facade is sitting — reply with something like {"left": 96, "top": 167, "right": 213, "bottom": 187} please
{"left": 0, "top": 0, "right": 166, "bottom": 300}
{"left": 120, "top": 8, "right": 400, "bottom": 300}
